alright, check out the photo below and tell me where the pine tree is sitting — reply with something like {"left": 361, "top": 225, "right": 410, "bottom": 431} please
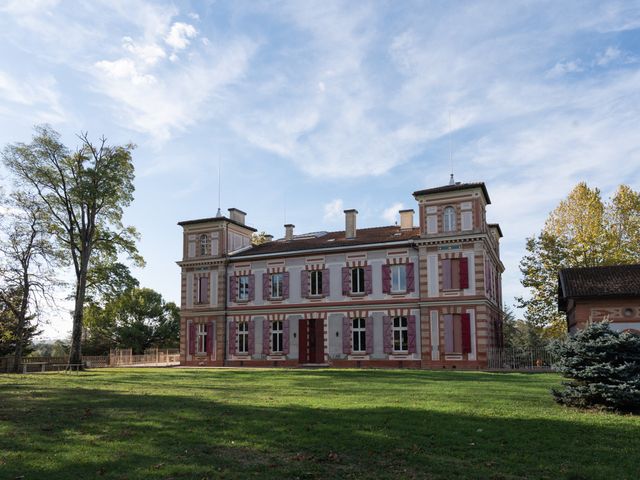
{"left": 551, "top": 322, "right": 640, "bottom": 412}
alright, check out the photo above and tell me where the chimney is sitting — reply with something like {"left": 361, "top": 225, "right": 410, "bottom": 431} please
{"left": 399, "top": 209, "right": 414, "bottom": 230}
{"left": 284, "top": 224, "right": 295, "bottom": 241}
{"left": 264, "top": 234, "right": 273, "bottom": 242}
{"left": 228, "top": 208, "right": 246, "bottom": 225}
{"left": 344, "top": 209, "right": 358, "bottom": 239}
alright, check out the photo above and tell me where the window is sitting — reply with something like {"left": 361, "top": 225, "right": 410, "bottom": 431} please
{"left": 238, "top": 275, "right": 249, "bottom": 301}
{"left": 196, "top": 324, "right": 207, "bottom": 354}
{"left": 443, "top": 258, "right": 469, "bottom": 290}
{"left": 391, "top": 265, "right": 407, "bottom": 292}
{"left": 197, "top": 276, "right": 209, "bottom": 304}
{"left": 351, "top": 267, "right": 365, "bottom": 294}
{"left": 443, "top": 206, "right": 456, "bottom": 232}
{"left": 272, "top": 320, "right": 283, "bottom": 353}
{"left": 393, "top": 316, "right": 408, "bottom": 352}
{"left": 444, "top": 313, "right": 471, "bottom": 354}
{"left": 237, "top": 321, "right": 248, "bottom": 354}
{"left": 310, "top": 270, "right": 323, "bottom": 296}
{"left": 271, "top": 273, "right": 283, "bottom": 298}
{"left": 352, "top": 318, "right": 366, "bottom": 352}
{"left": 199, "top": 234, "right": 209, "bottom": 256}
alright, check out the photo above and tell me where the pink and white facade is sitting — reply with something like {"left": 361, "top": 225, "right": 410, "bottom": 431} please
{"left": 177, "top": 182, "right": 504, "bottom": 369}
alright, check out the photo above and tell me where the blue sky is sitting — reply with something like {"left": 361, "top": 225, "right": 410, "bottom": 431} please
{"left": 1, "top": 0, "right": 639, "bottom": 338}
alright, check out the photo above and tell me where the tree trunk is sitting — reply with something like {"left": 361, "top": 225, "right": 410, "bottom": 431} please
{"left": 11, "top": 276, "right": 30, "bottom": 374}
{"left": 68, "top": 256, "right": 89, "bottom": 369}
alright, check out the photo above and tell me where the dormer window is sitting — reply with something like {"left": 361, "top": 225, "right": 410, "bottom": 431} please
{"left": 199, "top": 234, "right": 209, "bottom": 256}
{"left": 443, "top": 207, "right": 456, "bottom": 232}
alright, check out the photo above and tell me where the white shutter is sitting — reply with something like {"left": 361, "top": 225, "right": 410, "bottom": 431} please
{"left": 210, "top": 271, "right": 218, "bottom": 306}
{"left": 461, "top": 211, "right": 472, "bottom": 231}
{"left": 211, "top": 232, "right": 219, "bottom": 257}
{"left": 427, "top": 254, "right": 438, "bottom": 297}
{"left": 427, "top": 215, "right": 437, "bottom": 234}
{"left": 430, "top": 311, "right": 440, "bottom": 360}
{"left": 188, "top": 242, "right": 196, "bottom": 258}
{"left": 186, "top": 273, "right": 194, "bottom": 308}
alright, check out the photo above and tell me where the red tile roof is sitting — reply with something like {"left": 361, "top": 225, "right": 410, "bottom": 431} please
{"left": 231, "top": 225, "right": 421, "bottom": 258}
{"left": 558, "top": 264, "right": 640, "bottom": 310}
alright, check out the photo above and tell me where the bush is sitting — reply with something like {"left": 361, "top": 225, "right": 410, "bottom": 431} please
{"left": 551, "top": 322, "right": 640, "bottom": 412}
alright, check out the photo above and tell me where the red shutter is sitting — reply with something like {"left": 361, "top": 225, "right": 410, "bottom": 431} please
{"left": 406, "top": 262, "right": 415, "bottom": 293}
{"left": 461, "top": 313, "right": 471, "bottom": 354}
{"left": 188, "top": 322, "right": 196, "bottom": 355}
{"left": 262, "top": 319, "right": 270, "bottom": 355}
{"left": 229, "top": 276, "right": 237, "bottom": 302}
{"left": 383, "top": 316, "right": 393, "bottom": 354}
{"left": 382, "top": 264, "right": 391, "bottom": 294}
{"left": 248, "top": 320, "right": 255, "bottom": 354}
{"left": 283, "top": 319, "right": 290, "bottom": 354}
{"left": 301, "top": 270, "right": 309, "bottom": 298}
{"left": 207, "top": 321, "right": 215, "bottom": 356}
{"left": 322, "top": 268, "right": 330, "bottom": 297}
{"left": 282, "top": 272, "right": 290, "bottom": 299}
{"left": 341, "top": 267, "right": 350, "bottom": 295}
{"left": 365, "top": 317, "right": 373, "bottom": 354}
{"left": 342, "top": 317, "right": 351, "bottom": 354}
{"left": 460, "top": 257, "right": 469, "bottom": 289}
{"left": 262, "top": 273, "right": 270, "bottom": 300}
{"left": 407, "top": 315, "right": 416, "bottom": 354}
{"left": 364, "top": 265, "right": 373, "bottom": 295}
{"left": 248, "top": 274, "right": 255, "bottom": 301}
{"left": 228, "top": 321, "right": 237, "bottom": 355}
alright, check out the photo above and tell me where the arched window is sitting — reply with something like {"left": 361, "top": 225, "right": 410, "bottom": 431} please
{"left": 443, "top": 206, "right": 456, "bottom": 232}
{"left": 199, "top": 234, "right": 209, "bottom": 256}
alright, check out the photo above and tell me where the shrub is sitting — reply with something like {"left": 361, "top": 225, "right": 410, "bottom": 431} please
{"left": 551, "top": 322, "right": 640, "bottom": 412}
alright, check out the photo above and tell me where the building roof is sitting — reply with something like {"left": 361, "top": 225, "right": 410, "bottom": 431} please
{"left": 558, "top": 264, "right": 640, "bottom": 311}
{"left": 231, "top": 225, "right": 421, "bottom": 259}
{"left": 413, "top": 182, "right": 491, "bottom": 204}
{"left": 177, "top": 216, "right": 257, "bottom": 232}
{"left": 488, "top": 223, "right": 503, "bottom": 238}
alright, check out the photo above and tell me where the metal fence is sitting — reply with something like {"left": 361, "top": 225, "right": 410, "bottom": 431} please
{"left": 109, "top": 348, "right": 180, "bottom": 367}
{"left": 487, "top": 347, "right": 558, "bottom": 371}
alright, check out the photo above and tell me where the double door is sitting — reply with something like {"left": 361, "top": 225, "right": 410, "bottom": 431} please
{"left": 298, "top": 318, "right": 325, "bottom": 364}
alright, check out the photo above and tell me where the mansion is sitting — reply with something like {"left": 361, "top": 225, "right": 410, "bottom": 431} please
{"left": 176, "top": 180, "right": 504, "bottom": 368}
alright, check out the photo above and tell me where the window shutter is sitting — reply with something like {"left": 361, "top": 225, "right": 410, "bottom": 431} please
{"left": 188, "top": 242, "right": 196, "bottom": 258}
{"left": 461, "top": 313, "right": 471, "bottom": 354}
{"left": 248, "top": 320, "right": 255, "bottom": 355}
{"left": 341, "top": 267, "right": 350, "bottom": 295}
{"left": 262, "top": 273, "right": 270, "bottom": 300}
{"left": 228, "top": 321, "right": 237, "bottom": 355}
{"left": 301, "top": 270, "right": 309, "bottom": 298}
{"left": 444, "top": 314, "right": 454, "bottom": 354}
{"left": 262, "top": 319, "right": 270, "bottom": 355}
{"left": 382, "top": 264, "right": 391, "bottom": 294}
{"left": 283, "top": 319, "right": 290, "bottom": 354}
{"left": 282, "top": 272, "right": 290, "bottom": 300}
{"left": 342, "top": 317, "right": 351, "bottom": 354}
{"left": 201, "top": 276, "right": 209, "bottom": 304}
{"left": 406, "top": 262, "right": 415, "bottom": 293}
{"left": 383, "top": 316, "right": 393, "bottom": 354}
{"left": 365, "top": 317, "right": 373, "bottom": 354}
{"left": 248, "top": 274, "right": 255, "bottom": 301}
{"left": 229, "top": 276, "right": 237, "bottom": 302}
{"left": 407, "top": 315, "right": 416, "bottom": 354}
{"left": 188, "top": 322, "right": 196, "bottom": 355}
{"left": 451, "top": 258, "right": 461, "bottom": 290}
{"left": 461, "top": 211, "right": 472, "bottom": 231}
{"left": 364, "top": 265, "right": 373, "bottom": 295}
{"left": 460, "top": 257, "right": 469, "bottom": 289}
{"left": 322, "top": 268, "right": 330, "bottom": 297}
{"left": 207, "top": 321, "right": 215, "bottom": 355}
{"left": 426, "top": 215, "right": 437, "bottom": 234}
{"left": 442, "top": 259, "right": 452, "bottom": 289}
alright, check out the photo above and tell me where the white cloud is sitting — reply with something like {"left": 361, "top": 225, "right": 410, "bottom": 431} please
{"left": 382, "top": 202, "right": 404, "bottom": 224}
{"left": 323, "top": 199, "right": 344, "bottom": 223}
{"left": 165, "top": 22, "right": 197, "bottom": 50}
{"left": 546, "top": 60, "right": 584, "bottom": 78}
{"left": 122, "top": 36, "right": 166, "bottom": 65}
{"left": 0, "top": 71, "right": 66, "bottom": 122}
{"left": 95, "top": 58, "right": 157, "bottom": 85}
{"left": 596, "top": 46, "right": 622, "bottom": 66}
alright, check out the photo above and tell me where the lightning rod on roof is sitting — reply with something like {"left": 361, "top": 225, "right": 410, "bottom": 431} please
{"left": 216, "top": 157, "right": 222, "bottom": 217}
{"left": 448, "top": 112, "right": 455, "bottom": 185}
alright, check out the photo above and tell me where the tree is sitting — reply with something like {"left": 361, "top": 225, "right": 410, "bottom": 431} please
{"left": 83, "top": 287, "right": 179, "bottom": 354}
{"left": 251, "top": 231, "right": 270, "bottom": 246}
{"left": 2, "top": 126, "right": 143, "bottom": 368}
{"left": 0, "top": 192, "right": 58, "bottom": 372}
{"left": 518, "top": 182, "right": 640, "bottom": 338}
{"left": 551, "top": 322, "right": 640, "bottom": 412}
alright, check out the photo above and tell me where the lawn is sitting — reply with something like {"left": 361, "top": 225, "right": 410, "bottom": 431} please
{"left": 0, "top": 369, "right": 638, "bottom": 480}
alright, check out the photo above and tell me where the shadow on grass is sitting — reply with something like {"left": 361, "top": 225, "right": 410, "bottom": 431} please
{"left": 1, "top": 379, "right": 639, "bottom": 480}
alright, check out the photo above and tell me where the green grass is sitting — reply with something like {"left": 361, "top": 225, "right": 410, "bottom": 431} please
{"left": 0, "top": 369, "right": 638, "bottom": 480}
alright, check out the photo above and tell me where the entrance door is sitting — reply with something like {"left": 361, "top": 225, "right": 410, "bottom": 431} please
{"left": 298, "top": 319, "right": 325, "bottom": 364}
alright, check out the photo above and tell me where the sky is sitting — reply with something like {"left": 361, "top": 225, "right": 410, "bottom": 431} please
{"left": 1, "top": 0, "right": 639, "bottom": 339}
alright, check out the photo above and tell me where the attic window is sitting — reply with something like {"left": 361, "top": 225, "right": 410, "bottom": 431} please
{"left": 327, "top": 238, "right": 336, "bottom": 242}
{"left": 393, "top": 232, "right": 402, "bottom": 237}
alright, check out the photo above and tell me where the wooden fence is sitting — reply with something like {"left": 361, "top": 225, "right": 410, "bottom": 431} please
{"left": 486, "top": 347, "right": 558, "bottom": 371}
{"left": 1, "top": 348, "right": 179, "bottom": 373}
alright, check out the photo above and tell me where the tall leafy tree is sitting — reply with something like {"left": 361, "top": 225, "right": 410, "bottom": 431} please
{"left": 2, "top": 126, "right": 143, "bottom": 367}
{"left": 518, "top": 182, "right": 640, "bottom": 338}
{"left": 0, "top": 192, "right": 59, "bottom": 372}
